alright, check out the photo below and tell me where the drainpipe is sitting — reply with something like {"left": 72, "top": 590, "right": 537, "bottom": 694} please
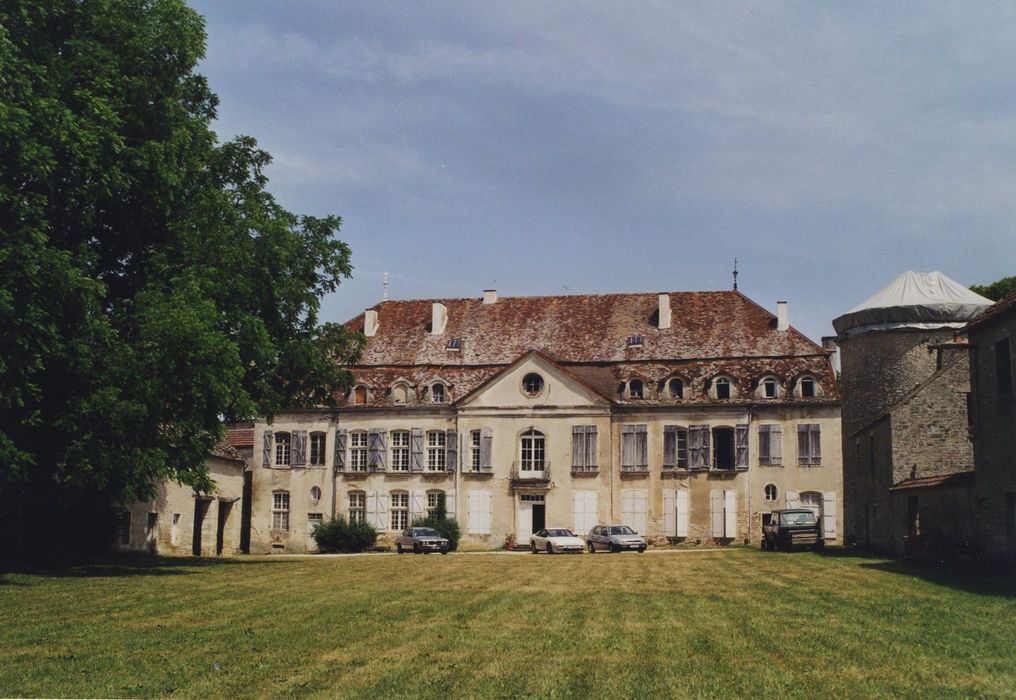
{"left": 330, "top": 412, "right": 339, "bottom": 521}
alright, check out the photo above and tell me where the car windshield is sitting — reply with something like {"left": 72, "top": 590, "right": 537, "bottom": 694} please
{"left": 608, "top": 526, "right": 636, "bottom": 535}
{"left": 415, "top": 528, "right": 441, "bottom": 537}
{"left": 780, "top": 511, "right": 817, "bottom": 526}
{"left": 546, "top": 529, "right": 574, "bottom": 537}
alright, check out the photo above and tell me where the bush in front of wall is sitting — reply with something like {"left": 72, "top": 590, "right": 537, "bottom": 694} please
{"left": 312, "top": 516, "right": 377, "bottom": 553}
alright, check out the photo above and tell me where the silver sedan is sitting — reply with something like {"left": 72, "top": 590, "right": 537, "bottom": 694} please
{"left": 395, "top": 527, "right": 449, "bottom": 554}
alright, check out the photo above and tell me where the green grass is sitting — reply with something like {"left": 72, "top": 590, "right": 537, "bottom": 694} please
{"left": 2, "top": 549, "right": 1014, "bottom": 698}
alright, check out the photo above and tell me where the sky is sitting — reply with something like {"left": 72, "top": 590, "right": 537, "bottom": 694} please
{"left": 188, "top": 1, "right": 1016, "bottom": 344}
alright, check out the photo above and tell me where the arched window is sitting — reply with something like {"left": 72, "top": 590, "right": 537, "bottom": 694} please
{"left": 431, "top": 383, "right": 446, "bottom": 404}
{"left": 713, "top": 377, "right": 733, "bottom": 400}
{"left": 764, "top": 484, "right": 778, "bottom": 502}
{"left": 799, "top": 376, "right": 817, "bottom": 398}
{"left": 628, "top": 378, "right": 644, "bottom": 399}
{"left": 274, "top": 432, "right": 291, "bottom": 466}
{"left": 668, "top": 378, "right": 684, "bottom": 400}
{"left": 352, "top": 385, "right": 368, "bottom": 405}
{"left": 761, "top": 377, "right": 780, "bottom": 399}
{"left": 520, "top": 429, "right": 546, "bottom": 472}
{"left": 391, "top": 383, "right": 408, "bottom": 405}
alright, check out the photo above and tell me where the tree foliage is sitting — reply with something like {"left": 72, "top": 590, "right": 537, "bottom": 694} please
{"left": 970, "top": 276, "right": 1016, "bottom": 302}
{"left": 0, "top": 0, "right": 363, "bottom": 559}
{"left": 312, "top": 517, "right": 378, "bottom": 554}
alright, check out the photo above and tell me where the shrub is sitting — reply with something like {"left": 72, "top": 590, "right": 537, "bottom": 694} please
{"left": 410, "top": 515, "right": 461, "bottom": 551}
{"left": 312, "top": 516, "right": 377, "bottom": 553}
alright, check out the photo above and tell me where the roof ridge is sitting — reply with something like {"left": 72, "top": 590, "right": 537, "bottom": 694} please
{"left": 367, "top": 289, "right": 738, "bottom": 309}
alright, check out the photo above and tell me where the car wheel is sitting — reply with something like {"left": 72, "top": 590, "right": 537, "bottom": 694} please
{"left": 441, "top": 548, "right": 449, "bottom": 555}
{"left": 610, "top": 543, "right": 620, "bottom": 553}
{"left": 397, "top": 544, "right": 404, "bottom": 554}
{"left": 531, "top": 542, "right": 537, "bottom": 553}
{"left": 547, "top": 543, "right": 554, "bottom": 555}
{"left": 588, "top": 542, "right": 595, "bottom": 553}
{"left": 413, "top": 543, "right": 420, "bottom": 554}
{"left": 638, "top": 547, "right": 646, "bottom": 554}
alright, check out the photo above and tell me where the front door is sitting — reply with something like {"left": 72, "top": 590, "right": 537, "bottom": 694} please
{"left": 517, "top": 494, "right": 545, "bottom": 542}
{"left": 192, "top": 499, "right": 210, "bottom": 556}
{"left": 216, "top": 501, "right": 232, "bottom": 556}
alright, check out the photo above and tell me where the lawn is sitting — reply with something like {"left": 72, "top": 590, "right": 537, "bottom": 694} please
{"left": 2, "top": 549, "right": 1014, "bottom": 698}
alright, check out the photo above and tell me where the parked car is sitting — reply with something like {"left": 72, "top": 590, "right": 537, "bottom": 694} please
{"left": 530, "top": 528, "right": 585, "bottom": 554}
{"left": 587, "top": 524, "right": 647, "bottom": 553}
{"left": 761, "top": 509, "right": 823, "bottom": 552}
{"left": 395, "top": 527, "right": 450, "bottom": 554}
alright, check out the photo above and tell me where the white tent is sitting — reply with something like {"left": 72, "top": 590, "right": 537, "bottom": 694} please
{"left": 833, "top": 271, "right": 993, "bottom": 335}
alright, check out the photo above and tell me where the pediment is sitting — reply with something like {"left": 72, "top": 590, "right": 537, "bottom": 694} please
{"left": 458, "top": 350, "right": 611, "bottom": 408}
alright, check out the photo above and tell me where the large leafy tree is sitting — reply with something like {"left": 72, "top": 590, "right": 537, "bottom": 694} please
{"left": 0, "top": 0, "right": 363, "bottom": 559}
{"left": 970, "top": 275, "right": 1016, "bottom": 302}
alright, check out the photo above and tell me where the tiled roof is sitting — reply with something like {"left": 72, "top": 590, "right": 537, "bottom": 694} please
{"left": 890, "top": 471, "right": 974, "bottom": 491}
{"left": 339, "top": 290, "right": 838, "bottom": 408}
{"left": 209, "top": 442, "right": 247, "bottom": 464}
{"left": 224, "top": 428, "right": 254, "bottom": 447}
{"left": 967, "top": 289, "right": 1016, "bottom": 331}
{"left": 347, "top": 291, "right": 824, "bottom": 365}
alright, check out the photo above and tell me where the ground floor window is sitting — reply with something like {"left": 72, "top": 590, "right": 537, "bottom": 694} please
{"left": 272, "top": 492, "right": 290, "bottom": 531}
{"left": 114, "top": 510, "right": 130, "bottom": 546}
{"left": 391, "top": 491, "right": 409, "bottom": 530}
{"left": 764, "top": 484, "right": 778, "bottom": 502}
{"left": 427, "top": 490, "right": 446, "bottom": 518}
{"left": 348, "top": 491, "right": 366, "bottom": 523}
{"left": 307, "top": 512, "right": 324, "bottom": 536}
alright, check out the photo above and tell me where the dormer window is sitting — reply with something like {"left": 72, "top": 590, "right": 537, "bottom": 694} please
{"left": 668, "top": 378, "right": 684, "bottom": 400}
{"left": 352, "top": 385, "right": 368, "bottom": 405}
{"left": 446, "top": 338, "right": 462, "bottom": 351}
{"left": 522, "top": 373, "right": 544, "bottom": 397}
{"left": 799, "top": 376, "right": 817, "bottom": 398}
{"left": 627, "top": 378, "right": 645, "bottom": 399}
{"left": 762, "top": 377, "right": 779, "bottom": 399}
{"left": 391, "top": 383, "right": 409, "bottom": 405}
{"left": 431, "top": 383, "right": 446, "bottom": 404}
{"left": 714, "top": 377, "right": 732, "bottom": 400}
{"left": 627, "top": 335, "right": 644, "bottom": 347}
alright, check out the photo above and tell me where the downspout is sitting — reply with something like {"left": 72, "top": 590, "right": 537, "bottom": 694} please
{"left": 330, "top": 412, "right": 339, "bottom": 520}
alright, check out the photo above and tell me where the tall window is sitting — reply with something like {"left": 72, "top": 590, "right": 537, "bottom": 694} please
{"left": 627, "top": 378, "right": 644, "bottom": 399}
{"left": 799, "top": 376, "right": 816, "bottom": 398}
{"left": 349, "top": 432, "right": 368, "bottom": 471}
{"left": 798, "top": 424, "right": 822, "bottom": 465}
{"left": 713, "top": 427, "right": 735, "bottom": 469}
{"left": 352, "top": 386, "right": 367, "bottom": 405}
{"left": 431, "top": 383, "right": 446, "bottom": 404}
{"left": 272, "top": 492, "right": 290, "bottom": 531}
{"left": 663, "top": 426, "right": 687, "bottom": 469}
{"left": 764, "top": 484, "right": 778, "bottom": 501}
{"left": 668, "top": 378, "right": 684, "bottom": 399}
{"left": 762, "top": 378, "right": 778, "bottom": 398}
{"left": 758, "top": 425, "right": 783, "bottom": 465}
{"left": 470, "top": 430, "right": 481, "bottom": 470}
{"left": 348, "top": 491, "right": 366, "bottom": 524}
{"left": 996, "top": 338, "right": 1012, "bottom": 394}
{"left": 275, "top": 432, "right": 291, "bottom": 466}
{"left": 390, "top": 430, "right": 410, "bottom": 471}
{"left": 390, "top": 492, "right": 409, "bottom": 530}
{"left": 715, "top": 377, "right": 731, "bottom": 400}
{"left": 427, "top": 490, "right": 445, "bottom": 518}
{"left": 426, "top": 431, "right": 446, "bottom": 471}
{"left": 520, "top": 429, "right": 546, "bottom": 471}
{"left": 309, "top": 432, "right": 326, "bottom": 466}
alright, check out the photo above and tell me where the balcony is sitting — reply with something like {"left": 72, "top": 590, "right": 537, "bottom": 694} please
{"left": 510, "top": 461, "right": 551, "bottom": 488}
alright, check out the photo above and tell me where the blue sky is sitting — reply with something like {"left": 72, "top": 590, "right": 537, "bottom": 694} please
{"left": 188, "top": 1, "right": 1016, "bottom": 344}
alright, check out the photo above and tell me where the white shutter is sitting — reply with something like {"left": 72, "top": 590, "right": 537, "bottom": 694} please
{"left": 623, "top": 489, "right": 647, "bottom": 534}
{"left": 573, "top": 490, "right": 597, "bottom": 535}
{"left": 365, "top": 490, "right": 378, "bottom": 529}
{"left": 468, "top": 491, "right": 492, "bottom": 534}
{"left": 786, "top": 490, "right": 800, "bottom": 509}
{"left": 621, "top": 489, "right": 635, "bottom": 530}
{"left": 723, "top": 490, "right": 737, "bottom": 538}
{"left": 480, "top": 492, "right": 492, "bottom": 534}
{"left": 663, "top": 490, "right": 676, "bottom": 537}
{"left": 446, "top": 489, "right": 456, "bottom": 521}
{"left": 585, "top": 491, "right": 598, "bottom": 534}
{"left": 410, "top": 490, "right": 425, "bottom": 521}
{"left": 710, "top": 490, "right": 724, "bottom": 538}
{"left": 822, "top": 491, "right": 837, "bottom": 538}
{"left": 675, "top": 489, "right": 689, "bottom": 538}
{"left": 573, "top": 491, "right": 583, "bottom": 533}
{"left": 375, "top": 492, "right": 389, "bottom": 531}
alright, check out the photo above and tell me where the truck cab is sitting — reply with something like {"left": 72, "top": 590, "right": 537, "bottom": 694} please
{"left": 762, "top": 509, "right": 823, "bottom": 551}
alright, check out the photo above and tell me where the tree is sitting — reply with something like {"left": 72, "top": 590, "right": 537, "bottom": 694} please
{"left": 0, "top": 0, "right": 363, "bottom": 560}
{"left": 970, "top": 276, "right": 1016, "bottom": 302}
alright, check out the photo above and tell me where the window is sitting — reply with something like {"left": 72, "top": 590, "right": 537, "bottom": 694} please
{"left": 309, "top": 432, "right": 327, "bottom": 466}
{"left": 352, "top": 385, "right": 368, "bottom": 405}
{"left": 799, "top": 376, "right": 816, "bottom": 398}
{"left": 470, "top": 430, "right": 481, "bottom": 470}
{"left": 668, "top": 378, "right": 684, "bottom": 399}
{"left": 764, "top": 484, "right": 778, "bottom": 502}
{"left": 572, "top": 425, "right": 598, "bottom": 472}
{"left": 627, "top": 378, "right": 644, "bottom": 399}
{"left": 349, "top": 431, "right": 368, "bottom": 471}
{"left": 996, "top": 338, "right": 1013, "bottom": 394}
{"left": 627, "top": 334, "right": 644, "bottom": 347}
{"left": 171, "top": 513, "right": 180, "bottom": 545}
{"left": 272, "top": 492, "right": 290, "bottom": 531}
{"left": 390, "top": 491, "right": 409, "bottom": 531}
{"left": 348, "top": 491, "right": 366, "bottom": 524}
{"left": 114, "top": 510, "right": 130, "bottom": 546}
{"left": 798, "top": 424, "right": 822, "bottom": 465}
{"left": 310, "top": 485, "right": 322, "bottom": 504}
{"left": 663, "top": 426, "right": 688, "bottom": 469}
{"left": 392, "top": 383, "right": 408, "bottom": 405}
{"left": 307, "top": 512, "right": 323, "bottom": 536}
{"left": 275, "top": 432, "right": 291, "bottom": 466}
{"left": 427, "top": 490, "right": 445, "bottom": 518}
{"left": 712, "top": 427, "right": 735, "bottom": 469}
{"left": 390, "top": 430, "right": 410, "bottom": 471}
{"left": 426, "top": 431, "right": 446, "bottom": 471}
{"left": 522, "top": 373, "right": 544, "bottom": 396}
{"left": 621, "top": 424, "right": 648, "bottom": 471}
{"left": 446, "top": 338, "right": 462, "bottom": 350}
{"left": 758, "top": 425, "right": 783, "bottom": 465}
{"left": 431, "top": 383, "right": 446, "bottom": 404}
{"left": 714, "top": 377, "right": 732, "bottom": 400}
{"left": 762, "top": 377, "right": 779, "bottom": 399}
{"left": 520, "top": 429, "right": 546, "bottom": 471}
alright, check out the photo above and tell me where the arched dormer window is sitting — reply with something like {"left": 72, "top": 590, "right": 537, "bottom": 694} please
{"left": 667, "top": 377, "right": 685, "bottom": 400}
{"left": 351, "top": 385, "right": 368, "bottom": 405}
{"left": 758, "top": 376, "right": 781, "bottom": 399}
{"left": 430, "top": 382, "right": 446, "bottom": 404}
{"left": 712, "top": 376, "right": 735, "bottom": 400}
{"left": 391, "top": 383, "right": 409, "bottom": 405}
{"left": 797, "top": 375, "right": 818, "bottom": 398}
{"left": 627, "top": 378, "right": 645, "bottom": 400}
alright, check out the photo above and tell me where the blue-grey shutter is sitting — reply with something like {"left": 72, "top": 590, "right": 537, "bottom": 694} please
{"left": 572, "top": 426, "right": 586, "bottom": 470}
{"left": 621, "top": 425, "right": 636, "bottom": 469}
{"left": 690, "top": 425, "right": 710, "bottom": 470}
{"left": 771, "top": 425, "right": 783, "bottom": 464}
{"left": 810, "top": 424, "right": 821, "bottom": 464}
{"left": 293, "top": 431, "right": 307, "bottom": 467}
{"left": 586, "top": 426, "right": 598, "bottom": 468}
{"left": 368, "top": 428, "right": 382, "bottom": 471}
{"left": 377, "top": 430, "right": 388, "bottom": 471}
{"left": 663, "top": 426, "right": 677, "bottom": 469}
{"left": 410, "top": 428, "right": 424, "bottom": 472}
{"left": 262, "top": 431, "right": 273, "bottom": 468}
{"left": 480, "top": 428, "right": 493, "bottom": 471}
{"left": 446, "top": 429, "right": 457, "bottom": 472}
{"left": 334, "top": 429, "right": 347, "bottom": 471}
{"left": 798, "top": 424, "right": 810, "bottom": 465}
{"left": 735, "top": 424, "right": 749, "bottom": 470}
{"left": 636, "top": 424, "right": 648, "bottom": 470}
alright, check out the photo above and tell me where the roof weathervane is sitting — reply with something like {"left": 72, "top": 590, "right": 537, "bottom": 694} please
{"left": 383, "top": 270, "right": 389, "bottom": 301}
{"left": 733, "top": 258, "right": 739, "bottom": 291}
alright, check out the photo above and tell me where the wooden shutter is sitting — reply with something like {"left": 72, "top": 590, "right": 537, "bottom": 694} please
{"left": 724, "top": 490, "right": 737, "bottom": 538}
{"left": 675, "top": 489, "right": 689, "bottom": 538}
{"left": 365, "top": 489, "right": 377, "bottom": 528}
{"left": 293, "top": 431, "right": 307, "bottom": 467}
{"left": 586, "top": 426, "right": 598, "bottom": 468}
{"left": 410, "top": 490, "right": 425, "bottom": 522}
{"left": 663, "top": 490, "right": 676, "bottom": 536}
{"left": 376, "top": 492, "right": 389, "bottom": 531}
{"left": 334, "top": 429, "right": 347, "bottom": 471}
{"left": 410, "top": 428, "right": 424, "bottom": 472}
{"left": 622, "top": 489, "right": 636, "bottom": 529}
{"left": 480, "top": 428, "right": 493, "bottom": 471}
{"left": 621, "top": 426, "right": 636, "bottom": 469}
{"left": 445, "top": 429, "right": 457, "bottom": 472}
{"left": 468, "top": 491, "right": 492, "bottom": 534}
{"left": 445, "top": 489, "right": 456, "bottom": 520}
{"left": 572, "top": 426, "right": 586, "bottom": 470}
{"left": 262, "top": 431, "right": 273, "bottom": 468}
{"left": 377, "top": 430, "right": 388, "bottom": 471}
{"left": 710, "top": 490, "right": 724, "bottom": 538}
{"left": 758, "top": 425, "right": 771, "bottom": 465}
{"left": 811, "top": 425, "right": 821, "bottom": 464}
{"left": 822, "top": 492, "right": 837, "bottom": 537}
{"left": 690, "top": 425, "right": 710, "bottom": 470}
{"left": 663, "top": 426, "right": 677, "bottom": 469}
{"left": 635, "top": 425, "right": 648, "bottom": 470}
{"left": 786, "top": 490, "right": 800, "bottom": 509}
{"left": 622, "top": 489, "right": 647, "bottom": 533}
{"left": 573, "top": 491, "right": 584, "bottom": 533}
{"left": 770, "top": 425, "right": 783, "bottom": 465}
{"left": 573, "top": 490, "right": 597, "bottom": 535}
{"left": 798, "top": 424, "right": 810, "bottom": 465}
{"left": 368, "top": 428, "right": 382, "bottom": 471}
{"left": 735, "top": 424, "right": 749, "bottom": 470}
